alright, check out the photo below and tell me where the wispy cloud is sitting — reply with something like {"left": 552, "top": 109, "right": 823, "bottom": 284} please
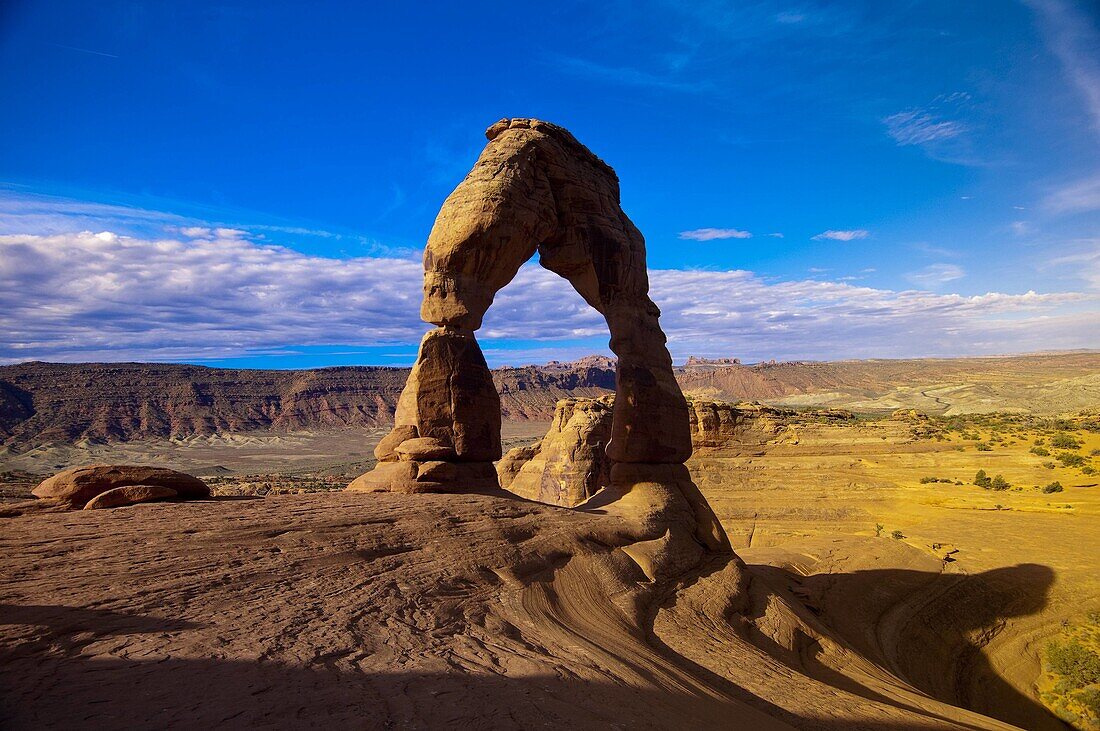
{"left": 47, "top": 42, "right": 119, "bottom": 59}
{"left": 905, "top": 263, "right": 965, "bottom": 287}
{"left": 549, "top": 54, "right": 713, "bottom": 93}
{"left": 2, "top": 230, "right": 1095, "bottom": 364}
{"left": 1025, "top": 0, "right": 1100, "bottom": 139}
{"left": 768, "top": 232, "right": 784, "bottom": 238}
{"left": 813, "top": 229, "right": 869, "bottom": 241}
{"left": 1010, "top": 220, "right": 1034, "bottom": 237}
{"left": 1043, "top": 174, "right": 1100, "bottom": 214}
{"left": 678, "top": 227, "right": 753, "bottom": 240}
{"left": 883, "top": 110, "right": 966, "bottom": 146}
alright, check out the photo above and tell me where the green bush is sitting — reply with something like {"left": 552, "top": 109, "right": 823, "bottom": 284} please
{"left": 990, "top": 474, "right": 1010, "bottom": 491}
{"left": 1057, "top": 452, "right": 1087, "bottom": 468}
{"left": 1043, "top": 482, "right": 1064, "bottom": 494}
{"left": 1084, "top": 466, "right": 1096, "bottom": 476}
{"left": 1046, "top": 639, "right": 1100, "bottom": 687}
{"left": 974, "top": 469, "right": 992, "bottom": 488}
{"left": 976, "top": 442, "right": 992, "bottom": 451}
{"left": 1043, "top": 461, "right": 1056, "bottom": 469}
{"left": 1051, "top": 434, "right": 1082, "bottom": 450}
{"left": 1030, "top": 446, "right": 1051, "bottom": 457}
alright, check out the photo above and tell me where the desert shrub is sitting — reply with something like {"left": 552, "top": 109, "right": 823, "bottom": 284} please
{"left": 1051, "top": 434, "right": 1082, "bottom": 450}
{"left": 974, "top": 470, "right": 992, "bottom": 488}
{"left": 1091, "top": 448, "right": 1100, "bottom": 457}
{"left": 990, "top": 474, "right": 1010, "bottom": 491}
{"left": 1084, "top": 466, "right": 1096, "bottom": 476}
{"left": 1057, "top": 452, "right": 1087, "bottom": 468}
{"left": 1035, "top": 438, "right": 1046, "bottom": 446}
{"left": 874, "top": 523, "right": 883, "bottom": 537}
{"left": 891, "top": 530, "right": 904, "bottom": 540}
{"left": 1047, "top": 639, "right": 1100, "bottom": 688}
{"left": 1031, "top": 446, "right": 1051, "bottom": 457}
{"left": 919, "top": 476, "right": 954, "bottom": 484}
{"left": 1043, "top": 482, "right": 1064, "bottom": 494}
{"left": 976, "top": 442, "right": 992, "bottom": 451}
{"left": 1043, "top": 461, "right": 1056, "bottom": 469}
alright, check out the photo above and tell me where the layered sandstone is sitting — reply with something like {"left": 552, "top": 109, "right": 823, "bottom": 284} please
{"left": 688, "top": 400, "right": 793, "bottom": 455}
{"left": 501, "top": 396, "right": 613, "bottom": 506}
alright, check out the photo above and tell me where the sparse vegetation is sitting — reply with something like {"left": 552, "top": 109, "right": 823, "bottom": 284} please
{"left": 1043, "top": 482, "right": 1064, "bottom": 494}
{"left": 890, "top": 530, "right": 904, "bottom": 540}
{"left": 976, "top": 442, "right": 992, "bottom": 451}
{"left": 919, "top": 476, "right": 955, "bottom": 484}
{"left": 874, "top": 523, "right": 883, "bottom": 537}
{"left": 1031, "top": 446, "right": 1051, "bottom": 456}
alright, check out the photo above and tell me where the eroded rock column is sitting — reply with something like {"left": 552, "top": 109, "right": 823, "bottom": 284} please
{"left": 348, "top": 328, "right": 500, "bottom": 493}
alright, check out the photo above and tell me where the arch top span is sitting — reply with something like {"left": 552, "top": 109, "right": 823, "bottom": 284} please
{"left": 352, "top": 119, "right": 706, "bottom": 512}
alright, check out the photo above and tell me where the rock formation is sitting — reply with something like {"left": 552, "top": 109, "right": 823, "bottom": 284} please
{"left": 500, "top": 396, "right": 613, "bottom": 506}
{"left": 350, "top": 118, "right": 729, "bottom": 571}
{"left": 32, "top": 464, "right": 210, "bottom": 509}
{"left": 688, "top": 400, "right": 792, "bottom": 455}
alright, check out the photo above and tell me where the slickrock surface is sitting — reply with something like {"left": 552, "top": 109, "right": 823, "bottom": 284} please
{"left": 32, "top": 464, "right": 209, "bottom": 508}
{"left": 0, "top": 492, "right": 1020, "bottom": 730}
{"left": 501, "top": 397, "right": 613, "bottom": 506}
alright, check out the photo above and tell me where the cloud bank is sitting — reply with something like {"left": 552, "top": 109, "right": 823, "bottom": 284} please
{"left": 2, "top": 230, "right": 1096, "bottom": 365}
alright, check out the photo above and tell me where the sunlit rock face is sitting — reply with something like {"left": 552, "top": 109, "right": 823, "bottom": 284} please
{"left": 500, "top": 397, "right": 613, "bottom": 507}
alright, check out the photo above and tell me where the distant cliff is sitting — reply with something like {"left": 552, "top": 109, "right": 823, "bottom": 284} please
{"left": 1, "top": 351, "right": 1096, "bottom": 449}
{"left": 0, "top": 361, "right": 615, "bottom": 449}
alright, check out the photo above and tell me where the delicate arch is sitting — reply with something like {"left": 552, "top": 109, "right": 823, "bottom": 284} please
{"left": 357, "top": 118, "right": 692, "bottom": 492}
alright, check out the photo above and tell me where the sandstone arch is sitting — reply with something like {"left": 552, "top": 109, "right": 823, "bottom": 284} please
{"left": 349, "top": 118, "right": 728, "bottom": 567}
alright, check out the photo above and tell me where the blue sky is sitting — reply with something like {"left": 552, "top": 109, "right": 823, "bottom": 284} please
{"left": 1, "top": 0, "right": 1098, "bottom": 367}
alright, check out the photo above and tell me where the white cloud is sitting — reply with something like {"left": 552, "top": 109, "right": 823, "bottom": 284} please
{"left": 678, "top": 228, "right": 753, "bottom": 240}
{"left": 179, "top": 226, "right": 213, "bottom": 238}
{"left": 905, "top": 263, "right": 965, "bottom": 287}
{"left": 2, "top": 230, "right": 1096, "bottom": 364}
{"left": 883, "top": 110, "right": 966, "bottom": 146}
{"left": 767, "top": 232, "right": 784, "bottom": 238}
{"left": 812, "top": 229, "right": 869, "bottom": 241}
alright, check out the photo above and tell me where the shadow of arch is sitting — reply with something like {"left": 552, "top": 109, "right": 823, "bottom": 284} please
{"left": 747, "top": 562, "right": 1065, "bottom": 731}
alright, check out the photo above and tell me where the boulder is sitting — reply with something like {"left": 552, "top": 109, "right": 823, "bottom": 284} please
{"left": 84, "top": 485, "right": 178, "bottom": 510}
{"left": 32, "top": 464, "right": 210, "bottom": 509}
